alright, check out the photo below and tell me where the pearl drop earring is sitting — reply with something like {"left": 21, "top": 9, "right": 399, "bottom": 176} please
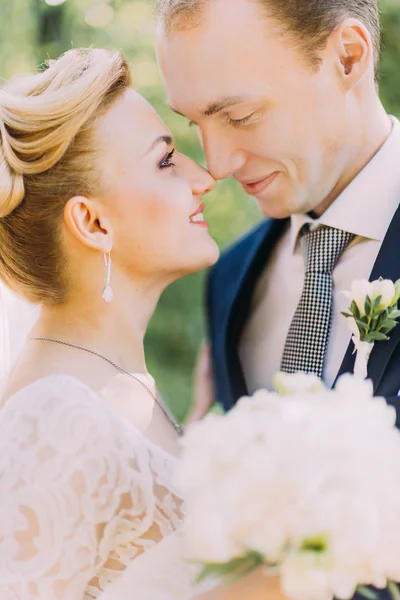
{"left": 102, "top": 251, "right": 113, "bottom": 303}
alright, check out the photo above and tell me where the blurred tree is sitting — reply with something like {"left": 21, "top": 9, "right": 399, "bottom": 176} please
{"left": 380, "top": 1, "right": 400, "bottom": 115}
{"left": 0, "top": 0, "right": 399, "bottom": 419}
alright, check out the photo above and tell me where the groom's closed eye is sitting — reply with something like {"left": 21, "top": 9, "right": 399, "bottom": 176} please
{"left": 168, "top": 96, "right": 267, "bottom": 131}
{"left": 224, "top": 111, "right": 263, "bottom": 128}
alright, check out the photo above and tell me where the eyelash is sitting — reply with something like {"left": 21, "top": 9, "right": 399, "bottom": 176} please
{"left": 159, "top": 149, "right": 176, "bottom": 169}
{"left": 227, "top": 114, "right": 256, "bottom": 128}
{"left": 187, "top": 113, "right": 259, "bottom": 129}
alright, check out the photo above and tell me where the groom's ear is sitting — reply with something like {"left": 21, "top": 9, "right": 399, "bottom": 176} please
{"left": 331, "top": 18, "right": 373, "bottom": 89}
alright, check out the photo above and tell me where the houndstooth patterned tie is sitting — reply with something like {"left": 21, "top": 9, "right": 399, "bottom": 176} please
{"left": 280, "top": 225, "right": 354, "bottom": 378}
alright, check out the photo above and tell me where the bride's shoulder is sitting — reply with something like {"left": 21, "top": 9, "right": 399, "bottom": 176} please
{"left": 0, "top": 372, "right": 180, "bottom": 513}
{"left": 1, "top": 373, "right": 108, "bottom": 417}
{"left": 0, "top": 374, "right": 145, "bottom": 455}
{"left": 0, "top": 373, "right": 179, "bottom": 477}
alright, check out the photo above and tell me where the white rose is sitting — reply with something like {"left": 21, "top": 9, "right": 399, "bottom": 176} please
{"left": 342, "top": 279, "right": 396, "bottom": 316}
{"left": 371, "top": 279, "right": 396, "bottom": 310}
{"left": 334, "top": 373, "right": 374, "bottom": 398}
{"left": 182, "top": 507, "right": 242, "bottom": 563}
{"left": 280, "top": 553, "right": 336, "bottom": 600}
{"left": 347, "top": 279, "right": 372, "bottom": 316}
{"left": 273, "top": 371, "right": 325, "bottom": 395}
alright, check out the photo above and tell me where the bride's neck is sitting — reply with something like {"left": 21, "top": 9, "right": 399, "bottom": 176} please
{"left": 32, "top": 276, "right": 164, "bottom": 373}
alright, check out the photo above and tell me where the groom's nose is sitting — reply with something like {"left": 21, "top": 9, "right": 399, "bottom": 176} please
{"left": 202, "top": 130, "right": 246, "bottom": 181}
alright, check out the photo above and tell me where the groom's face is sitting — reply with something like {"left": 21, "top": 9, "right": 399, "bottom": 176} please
{"left": 157, "top": 0, "right": 358, "bottom": 219}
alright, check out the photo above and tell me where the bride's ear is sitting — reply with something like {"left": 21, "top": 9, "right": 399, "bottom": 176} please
{"left": 63, "top": 196, "right": 113, "bottom": 253}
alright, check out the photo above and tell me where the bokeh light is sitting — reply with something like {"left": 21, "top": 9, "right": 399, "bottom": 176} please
{"left": 85, "top": 4, "right": 114, "bottom": 28}
{"left": 45, "top": 0, "right": 67, "bottom": 6}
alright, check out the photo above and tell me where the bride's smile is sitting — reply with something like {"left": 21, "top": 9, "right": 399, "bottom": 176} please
{"left": 189, "top": 202, "right": 207, "bottom": 225}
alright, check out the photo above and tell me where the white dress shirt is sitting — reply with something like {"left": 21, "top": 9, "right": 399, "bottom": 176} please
{"left": 239, "top": 116, "right": 400, "bottom": 393}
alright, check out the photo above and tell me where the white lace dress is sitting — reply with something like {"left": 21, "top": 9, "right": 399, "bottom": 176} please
{"left": 0, "top": 375, "right": 210, "bottom": 600}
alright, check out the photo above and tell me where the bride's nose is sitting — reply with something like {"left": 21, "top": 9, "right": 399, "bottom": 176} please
{"left": 181, "top": 154, "right": 216, "bottom": 197}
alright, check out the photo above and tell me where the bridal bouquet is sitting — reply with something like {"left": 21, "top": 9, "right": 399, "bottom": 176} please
{"left": 178, "top": 374, "right": 400, "bottom": 600}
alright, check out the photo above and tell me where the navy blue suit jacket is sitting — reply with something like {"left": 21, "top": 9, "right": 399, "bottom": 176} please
{"left": 206, "top": 207, "right": 400, "bottom": 600}
{"left": 206, "top": 206, "right": 400, "bottom": 423}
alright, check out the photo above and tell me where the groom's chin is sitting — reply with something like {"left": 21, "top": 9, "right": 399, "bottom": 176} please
{"left": 253, "top": 189, "right": 308, "bottom": 220}
{"left": 243, "top": 175, "right": 299, "bottom": 220}
{"left": 254, "top": 197, "right": 297, "bottom": 220}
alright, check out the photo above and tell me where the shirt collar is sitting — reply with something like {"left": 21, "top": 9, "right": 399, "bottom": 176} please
{"left": 290, "top": 116, "right": 400, "bottom": 253}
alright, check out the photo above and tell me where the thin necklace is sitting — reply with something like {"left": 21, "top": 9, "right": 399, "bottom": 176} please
{"left": 30, "top": 337, "right": 184, "bottom": 436}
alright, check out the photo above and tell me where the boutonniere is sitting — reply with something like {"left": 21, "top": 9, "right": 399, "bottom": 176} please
{"left": 341, "top": 278, "right": 400, "bottom": 378}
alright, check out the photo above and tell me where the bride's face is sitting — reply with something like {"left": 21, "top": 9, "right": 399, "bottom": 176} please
{"left": 95, "top": 89, "right": 219, "bottom": 281}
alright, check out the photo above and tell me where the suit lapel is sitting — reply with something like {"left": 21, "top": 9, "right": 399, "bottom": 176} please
{"left": 336, "top": 204, "right": 400, "bottom": 391}
{"left": 225, "top": 218, "right": 289, "bottom": 403}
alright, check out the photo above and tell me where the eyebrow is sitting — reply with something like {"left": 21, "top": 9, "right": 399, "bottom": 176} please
{"left": 145, "top": 135, "right": 173, "bottom": 156}
{"left": 203, "top": 96, "right": 245, "bottom": 116}
{"left": 168, "top": 96, "right": 246, "bottom": 120}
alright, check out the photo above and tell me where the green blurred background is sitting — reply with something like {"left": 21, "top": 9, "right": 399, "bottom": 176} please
{"left": 1, "top": 0, "right": 400, "bottom": 421}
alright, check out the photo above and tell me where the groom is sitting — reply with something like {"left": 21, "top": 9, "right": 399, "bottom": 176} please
{"left": 156, "top": 0, "right": 400, "bottom": 420}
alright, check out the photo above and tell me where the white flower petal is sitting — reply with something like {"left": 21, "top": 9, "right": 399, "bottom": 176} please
{"left": 351, "top": 280, "right": 372, "bottom": 316}
{"left": 372, "top": 279, "right": 396, "bottom": 309}
{"left": 273, "top": 372, "right": 325, "bottom": 395}
{"left": 346, "top": 316, "right": 361, "bottom": 340}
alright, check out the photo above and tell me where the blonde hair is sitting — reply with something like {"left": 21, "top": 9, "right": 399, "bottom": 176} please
{"left": 0, "top": 48, "right": 131, "bottom": 303}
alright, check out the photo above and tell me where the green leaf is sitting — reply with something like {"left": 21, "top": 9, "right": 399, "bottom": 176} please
{"left": 373, "top": 308, "right": 390, "bottom": 318}
{"left": 371, "top": 315, "right": 382, "bottom": 329}
{"left": 351, "top": 300, "right": 360, "bottom": 320}
{"left": 341, "top": 312, "right": 353, "bottom": 319}
{"left": 372, "top": 295, "right": 382, "bottom": 310}
{"left": 197, "top": 561, "right": 242, "bottom": 583}
{"left": 388, "top": 581, "right": 400, "bottom": 600}
{"left": 392, "top": 280, "right": 400, "bottom": 306}
{"left": 357, "top": 586, "right": 379, "bottom": 600}
{"left": 301, "top": 534, "right": 328, "bottom": 553}
{"left": 355, "top": 319, "right": 369, "bottom": 334}
{"left": 388, "top": 309, "right": 400, "bottom": 320}
{"left": 373, "top": 310, "right": 389, "bottom": 332}
{"left": 365, "top": 331, "right": 389, "bottom": 343}
{"left": 197, "top": 552, "right": 265, "bottom": 584}
{"left": 365, "top": 295, "right": 372, "bottom": 316}
{"left": 380, "top": 319, "right": 399, "bottom": 332}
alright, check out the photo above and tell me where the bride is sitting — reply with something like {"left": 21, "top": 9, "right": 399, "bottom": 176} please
{"left": 0, "top": 48, "right": 283, "bottom": 600}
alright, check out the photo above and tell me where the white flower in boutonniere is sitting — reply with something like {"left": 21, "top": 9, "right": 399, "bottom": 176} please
{"left": 341, "top": 278, "right": 400, "bottom": 379}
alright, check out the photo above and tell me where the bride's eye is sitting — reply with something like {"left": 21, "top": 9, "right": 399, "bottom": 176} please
{"left": 159, "top": 149, "right": 176, "bottom": 169}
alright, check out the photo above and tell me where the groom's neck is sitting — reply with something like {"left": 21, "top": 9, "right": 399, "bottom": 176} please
{"left": 312, "top": 100, "right": 392, "bottom": 218}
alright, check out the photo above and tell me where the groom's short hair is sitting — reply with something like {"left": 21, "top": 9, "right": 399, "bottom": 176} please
{"left": 155, "top": 0, "right": 381, "bottom": 78}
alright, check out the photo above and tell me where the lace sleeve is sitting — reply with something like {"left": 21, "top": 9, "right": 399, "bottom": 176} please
{"left": 0, "top": 376, "right": 182, "bottom": 600}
